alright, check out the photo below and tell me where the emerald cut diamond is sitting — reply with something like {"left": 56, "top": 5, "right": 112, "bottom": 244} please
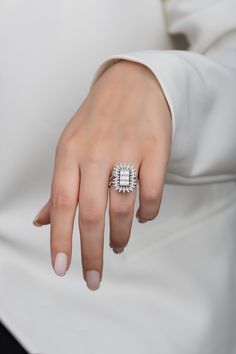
{"left": 109, "top": 163, "right": 137, "bottom": 193}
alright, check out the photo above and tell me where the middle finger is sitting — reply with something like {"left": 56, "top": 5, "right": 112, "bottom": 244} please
{"left": 78, "top": 160, "right": 109, "bottom": 290}
{"left": 109, "top": 160, "right": 139, "bottom": 254}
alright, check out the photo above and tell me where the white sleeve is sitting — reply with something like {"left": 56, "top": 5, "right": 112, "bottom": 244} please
{"left": 89, "top": 0, "right": 236, "bottom": 185}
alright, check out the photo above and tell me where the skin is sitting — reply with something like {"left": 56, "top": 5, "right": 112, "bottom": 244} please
{"left": 32, "top": 59, "right": 172, "bottom": 290}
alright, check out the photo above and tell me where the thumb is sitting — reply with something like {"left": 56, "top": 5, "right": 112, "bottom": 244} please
{"left": 33, "top": 198, "right": 51, "bottom": 227}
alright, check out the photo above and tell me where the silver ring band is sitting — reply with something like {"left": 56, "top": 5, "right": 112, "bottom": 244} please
{"left": 108, "top": 163, "right": 137, "bottom": 193}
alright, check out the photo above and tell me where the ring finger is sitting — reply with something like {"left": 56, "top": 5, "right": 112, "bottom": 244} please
{"left": 109, "top": 159, "right": 139, "bottom": 254}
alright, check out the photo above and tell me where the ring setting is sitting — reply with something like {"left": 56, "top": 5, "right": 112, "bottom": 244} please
{"left": 108, "top": 163, "right": 137, "bottom": 193}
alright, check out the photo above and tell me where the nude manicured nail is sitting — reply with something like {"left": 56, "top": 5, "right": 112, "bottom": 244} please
{"left": 113, "top": 247, "right": 124, "bottom": 254}
{"left": 86, "top": 271, "right": 100, "bottom": 291}
{"left": 32, "top": 213, "right": 42, "bottom": 227}
{"left": 138, "top": 218, "right": 148, "bottom": 223}
{"left": 53, "top": 253, "right": 68, "bottom": 276}
{"left": 136, "top": 211, "right": 148, "bottom": 223}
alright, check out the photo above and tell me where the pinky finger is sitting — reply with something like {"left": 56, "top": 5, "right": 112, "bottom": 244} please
{"left": 33, "top": 198, "right": 51, "bottom": 227}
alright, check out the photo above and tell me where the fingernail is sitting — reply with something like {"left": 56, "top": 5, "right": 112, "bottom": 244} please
{"left": 86, "top": 271, "right": 100, "bottom": 291}
{"left": 136, "top": 211, "right": 148, "bottom": 223}
{"left": 113, "top": 247, "right": 124, "bottom": 254}
{"left": 138, "top": 218, "right": 148, "bottom": 223}
{"left": 53, "top": 253, "right": 68, "bottom": 276}
{"left": 32, "top": 213, "right": 42, "bottom": 227}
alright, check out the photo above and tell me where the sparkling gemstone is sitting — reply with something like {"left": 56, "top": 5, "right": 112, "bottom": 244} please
{"left": 119, "top": 169, "right": 130, "bottom": 186}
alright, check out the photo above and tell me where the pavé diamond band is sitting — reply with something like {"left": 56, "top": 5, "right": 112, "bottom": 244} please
{"left": 108, "top": 163, "right": 137, "bottom": 193}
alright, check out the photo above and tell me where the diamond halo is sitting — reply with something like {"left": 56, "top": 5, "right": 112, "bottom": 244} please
{"left": 108, "top": 163, "right": 137, "bottom": 193}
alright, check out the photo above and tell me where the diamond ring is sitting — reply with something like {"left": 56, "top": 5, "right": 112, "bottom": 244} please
{"left": 108, "top": 163, "right": 137, "bottom": 193}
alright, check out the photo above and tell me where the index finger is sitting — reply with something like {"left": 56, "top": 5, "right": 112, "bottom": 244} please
{"left": 50, "top": 143, "right": 80, "bottom": 276}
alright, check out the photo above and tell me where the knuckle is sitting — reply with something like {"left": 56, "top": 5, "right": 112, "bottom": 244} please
{"left": 80, "top": 205, "right": 104, "bottom": 224}
{"left": 83, "top": 143, "right": 104, "bottom": 165}
{"left": 55, "top": 137, "right": 75, "bottom": 159}
{"left": 86, "top": 149, "right": 101, "bottom": 164}
{"left": 51, "top": 190, "right": 75, "bottom": 209}
{"left": 142, "top": 188, "right": 161, "bottom": 204}
{"left": 144, "top": 134, "right": 159, "bottom": 147}
{"left": 110, "top": 202, "right": 133, "bottom": 216}
{"left": 121, "top": 130, "right": 136, "bottom": 146}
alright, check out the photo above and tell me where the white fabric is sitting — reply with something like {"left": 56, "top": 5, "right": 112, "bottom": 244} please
{"left": 0, "top": 1, "right": 236, "bottom": 354}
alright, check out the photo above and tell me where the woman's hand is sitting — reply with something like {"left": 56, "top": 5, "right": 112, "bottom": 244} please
{"left": 32, "top": 60, "right": 172, "bottom": 290}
